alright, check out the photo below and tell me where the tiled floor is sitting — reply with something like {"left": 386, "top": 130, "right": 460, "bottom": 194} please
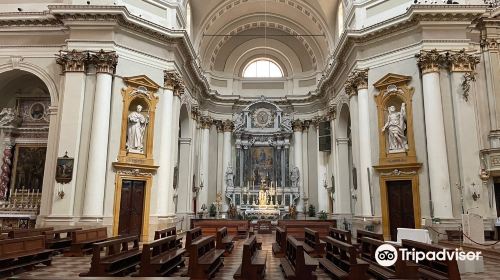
{"left": 11, "top": 232, "right": 500, "bottom": 279}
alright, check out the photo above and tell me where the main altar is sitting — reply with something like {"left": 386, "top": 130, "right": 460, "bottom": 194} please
{"left": 225, "top": 97, "right": 300, "bottom": 217}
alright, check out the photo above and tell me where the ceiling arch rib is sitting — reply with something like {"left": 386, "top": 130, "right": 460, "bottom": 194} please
{"left": 208, "top": 22, "right": 319, "bottom": 72}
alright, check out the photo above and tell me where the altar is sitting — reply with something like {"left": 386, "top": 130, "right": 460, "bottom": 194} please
{"left": 225, "top": 97, "right": 300, "bottom": 215}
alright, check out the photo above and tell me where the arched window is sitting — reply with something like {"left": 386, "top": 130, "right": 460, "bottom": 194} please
{"left": 243, "top": 58, "right": 284, "bottom": 78}
{"left": 337, "top": 1, "right": 344, "bottom": 37}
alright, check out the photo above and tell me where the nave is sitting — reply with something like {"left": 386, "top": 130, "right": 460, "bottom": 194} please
{"left": 6, "top": 227, "right": 499, "bottom": 280}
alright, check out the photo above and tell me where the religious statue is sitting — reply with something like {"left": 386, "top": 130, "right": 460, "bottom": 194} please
{"left": 228, "top": 203, "right": 237, "bottom": 219}
{"left": 289, "top": 203, "right": 297, "bottom": 219}
{"left": 381, "top": 103, "right": 408, "bottom": 153}
{"left": 126, "top": 105, "right": 148, "bottom": 153}
{"left": 290, "top": 167, "right": 300, "bottom": 188}
{"left": 0, "top": 108, "right": 19, "bottom": 127}
{"left": 225, "top": 165, "right": 234, "bottom": 188}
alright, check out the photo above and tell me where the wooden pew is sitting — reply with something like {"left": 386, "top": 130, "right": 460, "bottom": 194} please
{"left": 303, "top": 227, "right": 326, "bottom": 258}
{"left": 360, "top": 237, "right": 419, "bottom": 279}
{"left": 6, "top": 227, "right": 54, "bottom": 239}
{"left": 139, "top": 235, "right": 186, "bottom": 276}
{"left": 80, "top": 235, "right": 141, "bottom": 277}
{"left": 280, "top": 235, "right": 318, "bottom": 279}
{"left": 65, "top": 227, "right": 108, "bottom": 257}
{"left": 319, "top": 236, "right": 369, "bottom": 279}
{"left": 356, "top": 229, "right": 383, "bottom": 244}
{"left": 233, "top": 235, "right": 267, "bottom": 280}
{"left": 401, "top": 239, "right": 461, "bottom": 280}
{"left": 216, "top": 227, "right": 234, "bottom": 256}
{"left": 272, "top": 226, "right": 286, "bottom": 257}
{"left": 154, "top": 226, "right": 182, "bottom": 249}
{"left": 191, "top": 219, "right": 250, "bottom": 239}
{"left": 188, "top": 235, "right": 225, "bottom": 280}
{"left": 257, "top": 220, "right": 272, "bottom": 234}
{"left": 329, "top": 226, "right": 352, "bottom": 244}
{"left": 43, "top": 227, "right": 82, "bottom": 252}
{"left": 278, "top": 220, "right": 335, "bottom": 240}
{"left": 185, "top": 227, "right": 203, "bottom": 254}
{"left": 0, "top": 236, "right": 53, "bottom": 276}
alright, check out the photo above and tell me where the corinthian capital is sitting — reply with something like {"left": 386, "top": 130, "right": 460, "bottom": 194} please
{"left": 199, "top": 115, "right": 213, "bottom": 129}
{"left": 292, "top": 119, "right": 303, "bottom": 132}
{"left": 89, "top": 49, "right": 118, "bottom": 74}
{"left": 447, "top": 49, "right": 480, "bottom": 72}
{"left": 56, "top": 50, "right": 88, "bottom": 73}
{"left": 416, "top": 49, "right": 445, "bottom": 74}
{"left": 344, "top": 69, "right": 368, "bottom": 96}
{"left": 164, "top": 70, "right": 184, "bottom": 96}
{"left": 223, "top": 119, "right": 234, "bottom": 132}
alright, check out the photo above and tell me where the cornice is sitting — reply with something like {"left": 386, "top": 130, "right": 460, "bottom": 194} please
{"left": 316, "top": 4, "right": 487, "bottom": 99}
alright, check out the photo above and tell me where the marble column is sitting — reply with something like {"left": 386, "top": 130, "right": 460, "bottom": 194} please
{"left": 51, "top": 50, "right": 89, "bottom": 218}
{"left": 417, "top": 50, "right": 453, "bottom": 218}
{"left": 156, "top": 71, "right": 182, "bottom": 218}
{"left": 292, "top": 120, "right": 303, "bottom": 211}
{"left": 0, "top": 144, "right": 14, "bottom": 200}
{"left": 199, "top": 116, "right": 212, "bottom": 210}
{"left": 328, "top": 105, "right": 338, "bottom": 214}
{"left": 216, "top": 121, "right": 224, "bottom": 196}
{"left": 314, "top": 119, "right": 329, "bottom": 213}
{"left": 345, "top": 69, "right": 372, "bottom": 216}
{"left": 302, "top": 121, "right": 311, "bottom": 212}
{"left": 348, "top": 90, "right": 360, "bottom": 215}
{"left": 448, "top": 50, "right": 484, "bottom": 214}
{"left": 169, "top": 84, "right": 183, "bottom": 215}
{"left": 222, "top": 120, "right": 233, "bottom": 210}
{"left": 82, "top": 50, "right": 118, "bottom": 219}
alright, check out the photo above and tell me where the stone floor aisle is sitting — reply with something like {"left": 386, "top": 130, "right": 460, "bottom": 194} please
{"left": 10, "top": 232, "right": 500, "bottom": 279}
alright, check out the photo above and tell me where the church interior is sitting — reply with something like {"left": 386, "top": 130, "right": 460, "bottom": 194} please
{"left": 0, "top": 0, "right": 500, "bottom": 279}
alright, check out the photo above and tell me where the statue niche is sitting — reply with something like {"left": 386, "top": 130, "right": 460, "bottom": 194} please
{"left": 116, "top": 76, "right": 159, "bottom": 167}
{"left": 374, "top": 73, "right": 417, "bottom": 165}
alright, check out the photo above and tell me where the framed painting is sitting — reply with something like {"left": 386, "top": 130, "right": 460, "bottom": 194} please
{"left": 251, "top": 147, "right": 274, "bottom": 185}
{"left": 56, "top": 153, "right": 74, "bottom": 184}
{"left": 11, "top": 144, "right": 47, "bottom": 191}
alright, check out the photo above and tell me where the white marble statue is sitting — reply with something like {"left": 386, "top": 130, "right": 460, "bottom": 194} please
{"left": 290, "top": 167, "right": 300, "bottom": 188}
{"left": 233, "top": 112, "right": 244, "bottom": 130}
{"left": 225, "top": 165, "right": 234, "bottom": 188}
{"left": 0, "top": 108, "right": 18, "bottom": 127}
{"left": 381, "top": 103, "right": 408, "bottom": 153}
{"left": 127, "top": 105, "right": 148, "bottom": 153}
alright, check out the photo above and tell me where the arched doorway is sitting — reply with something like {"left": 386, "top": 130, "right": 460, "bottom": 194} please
{"left": 335, "top": 103, "right": 354, "bottom": 218}
{"left": 175, "top": 104, "right": 193, "bottom": 228}
{"left": 0, "top": 70, "right": 55, "bottom": 228}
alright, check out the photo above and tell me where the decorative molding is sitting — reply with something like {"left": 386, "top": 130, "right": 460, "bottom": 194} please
{"left": 446, "top": 49, "right": 480, "bottom": 72}
{"left": 461, "top": 71, "right": 477, "bottom": 102}
{"left": 199, "top": 115, "right": 213, "bottom": 129}
{"left": 344, "top": 69, "right": 369, "bottom": 96}
{"left": 223, "top": 119, "right": 234, "bottom": 132}
{"left": 416, "top": 49, "right": 446, "bottom": 74}
{"left": 164, "top": 70, "right": 184, "bottom": 93}
{"left": 90, "top": 49, "right": 118, "bottom": 74}
{"left": 292, "top": 119, "right": 303, "bottom": 132}
{"left": 380, "top": 169, "right": 417, "bottom": 176}
{"left": 55, "top": 50, "right": 88, "bottom": 73}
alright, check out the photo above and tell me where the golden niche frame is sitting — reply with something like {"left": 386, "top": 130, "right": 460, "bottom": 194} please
{"left": 116, "top": 75, "right": 159, "bottom": 167}
{"left": 373, "top": 73, "right": 422, "bottom": 240}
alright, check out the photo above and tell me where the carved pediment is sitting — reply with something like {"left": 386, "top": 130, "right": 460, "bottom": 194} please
{"left": 373, "top": 73, "right": 412, "bottom": 90}
{"left": 123, "top": 75, "right": 160, "bottom": 92}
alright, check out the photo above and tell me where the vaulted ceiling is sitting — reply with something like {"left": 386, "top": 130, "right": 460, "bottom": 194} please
{"left": 189, "top": 0, "right": 339, "bottom": 76}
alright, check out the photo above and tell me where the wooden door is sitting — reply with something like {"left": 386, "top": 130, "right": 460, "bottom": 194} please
{"left": 387, "top": 180, "right": 414, "bottom": 241}
{"left": 495, "top": 183, "right": 500, "bottom": 217}
{"left": 118, "top": 180, "right": 145, "bottom": 236}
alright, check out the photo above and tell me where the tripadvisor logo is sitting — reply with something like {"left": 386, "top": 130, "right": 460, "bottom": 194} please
{"left": 375, "top": 244, "right": 398, "bottom": 267}
{"left": 375, "top": 243, "right": 482, "bottom": 267}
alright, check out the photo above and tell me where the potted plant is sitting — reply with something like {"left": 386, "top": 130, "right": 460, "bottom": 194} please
{"left": 318, "top": 210, "right": 327, "bottom": 220}
{"left": 209, "top": 204, "right": 217, "bottom": 217}
{"left": 308, "top": 204, "right": 316, "bottom": 217}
